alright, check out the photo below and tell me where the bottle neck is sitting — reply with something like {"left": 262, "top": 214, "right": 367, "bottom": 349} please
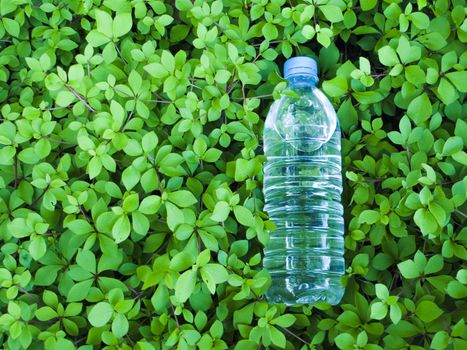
{"left": 286, "top": 74, "right": 318, "bottom": 88}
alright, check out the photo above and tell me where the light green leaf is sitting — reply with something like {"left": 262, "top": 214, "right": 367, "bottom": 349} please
{"left": 168, "top": 190, "right": 198, "bottom": 208}
{"left": 415, "top": 301, "right": 443, "bottom": 322}
{"left": 319, "top": 5, "right": 344, "bottom": 22}
{"left": 113, "top": 12, "right": 132, "bottom": 38}
{"left": 88, "top": 302, "right": 114, "bottom": 327}
{"left": 175, "top": 269, "right": 197, "bottom": 303}
{"left": 211, "top": 201, "right": 230, "bottom": 222}
{"left": 233, "top": 206, "right": 255, "bottom": 227}
{"left": 112, "top": 215, "right": 131, "bottom": 243}
{"left": 112, "top": 313, "right": 129, "bottom": 338}
{"left": 378, "top": 46, "right": 399, "bottom": 66}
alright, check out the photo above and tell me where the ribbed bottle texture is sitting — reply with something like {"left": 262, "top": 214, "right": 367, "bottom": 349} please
{"left": 263, "top": 60, "right": 345, "bottom": 305}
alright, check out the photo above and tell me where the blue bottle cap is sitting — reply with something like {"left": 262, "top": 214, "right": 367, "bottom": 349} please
{"left": 284, "top": 56, "right": 318, "bottom": 80}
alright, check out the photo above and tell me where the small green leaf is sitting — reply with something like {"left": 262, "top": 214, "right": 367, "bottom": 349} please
{"left": 407, "top": 93, "right": 432, "bottom": 124}
{"left": 415, "top": 301, "right": 443, "bottom": 322}
{"left": 112, "top": 215, "right": 131, "bottom": 243}
{"left": 175, "top": 269, "right": 197, "bottom": 303}
{"left": 211, "top": 201, "right": 230, "bottom": 222}
{"left": 233, "top": 206, "right": 255, "bottom": 227}
{"left": 168, "top": 190, "right": 198, "bottom": 208}
{"left": 139, "top": 195, "right": 161, "bottom": 215}
{"left": 113, "top": 12, "right": 132, "bottom": 38}
{"left": 370, "top": 302, "right": 388, "bottom": 320}
{"left": 112, "top": 313, "right": 129, "bottom": 338}
{"left": 378, "top": 46, "right": 399, "bottom": 66}
{"left": 319, "top": 5, "right": 344, "bottom": 22}
{"left": 88, "top": 302, "right": 114, "bottom": 327}
{"left": 397, "top": 259, "right": 421, "bottom": 279}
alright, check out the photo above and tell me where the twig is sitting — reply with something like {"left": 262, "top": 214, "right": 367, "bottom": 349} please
{"left": 14, "top": 153, "right": 18, "bottom": 188}
{"left": 405, "top": 144, "right": 411, "bottom": 162}
{"left": 190, "top": 83, "right": 202, "bottom": 90}
{"left": 170, "top": 304, "right": 180, "bottom": 329}
{"left": 79, "top": 205, "right": 91, "bottom": 223}
{"left": 278, "top": 326, "right": 310, "bottom": 346}
{"left": 115, "top": 44, "right": 128, "bottom": 65}
{"left": 44, "top": 136, "right": 71, "bottom": 144}
{"left": 18, "top": 286, "right": 40, "bottom": 302}
{"left": 455, "top": 209, "right": 467, "bottom": 220}
{"left": 145, "top": 99, "right": 171, "bottom": 104}
{"left": 65, "top": 85, "right": 96, "bottom": 112}
{"left": 47, "top": 106, "right": 69, "bottom": 111}
{"left": 119, "top": 110, "right": 134, "bottom": 132}
{"left": 232, "top": 94, "right": 272, "bottom": 100}
{"left": 31, "top": 186, "right": 49, "bottom": 207}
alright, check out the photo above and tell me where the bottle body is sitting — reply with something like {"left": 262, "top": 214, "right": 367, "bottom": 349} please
{"left": 263, "top": 76, "right": 345, "bottom": 305}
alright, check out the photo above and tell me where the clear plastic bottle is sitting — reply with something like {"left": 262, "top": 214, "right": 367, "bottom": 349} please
{"left": 263, "top": 57, "right": 345, "bottom": 305}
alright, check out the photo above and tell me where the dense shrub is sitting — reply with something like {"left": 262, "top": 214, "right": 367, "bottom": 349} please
{"left": 0, "top": 0, "right": 466, "bottom": 349}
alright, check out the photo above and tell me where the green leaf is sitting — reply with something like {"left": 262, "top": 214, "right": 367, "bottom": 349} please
{"left": 414, "top": 208, "right": 438, "bottom": 235}
{"left": 170, "top": 251, "right": 195, "bottom": 272}
{"left": 378, "top": 46, "right": 399, "bottom": 66}
{"left": 397, "top": 259, "right": 421, "bottom": 279}
{"left": 122, "top": 166, "right": 140, "bottom": 191}
{"left": 112, "top": 215, "right": 131, "bottom": 243}
{"left": 417, "top": 32, "right": 447, "bottom": 51}
{"left": 139, "top": 195, "right": 161, "bottom": 215}
{"left": 112, "top": 313, "right": 129, "bottom": 338}
{"left": 95, "top": 9, "right": 112, "bottom": 37}
{"left": 262, "top": 23, "right": 278, "bottom": 41}
{"left": 337, "top": 98, "right": 358, "bottom": 133}
{"left": 445, "top": 71, "right": 467, "bottom": 93}
{"left": 375, "top": 284, "right": 389, "bottom": 300}
{"left": 269, "top": 326, "right": 286, "bottom": 348}
{"left": 88, "top": 302, "right": 114, "bottom": 327}
{"left": 323, "top": 76, "right": 348, "bottom": 97}
{"left": 317, "top": 30, "right": 331, "bottom": 48}
{"left": 302, "top": 24, "right": 315, "bottom": 39}
{"left": 211, "top": 201, "right": 230, "bottom": 222}
{"left": 415, "top": 301, "right": 443, "bottom": 322}
{"left": 360, "top": 0, "right": 377, "bottom": 11}
{"left": 410, "top": 12, "right": 430, "bottom": 29}
{"left": 335, "top": 333, "right": 355, "bottom": 349}
{"left": 203, "top": 148, "right": 222, "bottom": 162}
{"left": 405, "top": 65, "right": 425, "bottom": 85}
{"left": 168, "top": 190, "right": 198, "bottom": 208}
{"left": 407, "top": 93, "right": 432, "bottom": 124}
{"left": 446, "top": 280, "right": 467, "bottom": 299}
{"left": 237, "top": 63, "right": 261, "bottom": 85}
{"left": 319, "top": 5, "right": 344, "bottom": 23}
{"left": 175, "top": 269, "right": 197, "bottom": 303}
{"left": 29, "top": 236, "right": 47, "bottom": 260}
{"left": 358, "top": 210, "right": 380, "bottom": 224}
{"left": 442, "top": 136, "right": 463, "bottom": 156}
{"left": 389, "top": 304, "right": 402, "bottom": 324}
{"left": 424, "top": 255, "right": 444, "bottom": 275}
{"left": 370, "top": 302, "right": 388, "bottom": 320}
{"left": 142, "top": 132, "right": 159, "bottom": 152}
{"left": 35, "top": 306, "right": 58, "bottom": 321}
{"left": 113, "top": 12, "right": 132, "bottom": 38}
{"left": 431, "top": 331, "right": 450, "bottom": 350}
{"left": 2, "top": 18, "right": 20, "bottom": 37}
{"left": 56, "top": 90, "right": 76, "bottom": 107}
{"left": 233, "top": 206, "right": 255, "bottom": 227}
{"left": 166, "top": 202, "right": 184, "bottom": 231}
{"left": 202, "top": 264, "right": 228, "bottom": 284}
{"left": 271, "top": 314, "right": 296, "bottom": 327}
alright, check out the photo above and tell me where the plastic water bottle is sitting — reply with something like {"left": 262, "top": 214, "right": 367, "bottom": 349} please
{"left": 263, "top": 57, "right": 345, "bottom": 305}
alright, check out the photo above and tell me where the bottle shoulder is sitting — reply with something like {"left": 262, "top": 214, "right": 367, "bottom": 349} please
{"left": 266, "top": 87, "right": 335, "bottom": 118}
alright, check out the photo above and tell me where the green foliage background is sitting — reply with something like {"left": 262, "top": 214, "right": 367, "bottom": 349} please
{"left": 0, "top": 0, "right": 466, "bottom": 349}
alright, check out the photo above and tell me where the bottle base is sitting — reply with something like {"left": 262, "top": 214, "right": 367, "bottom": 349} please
{"left": 265, "top": 273, "right": 344, "bottom": 306}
